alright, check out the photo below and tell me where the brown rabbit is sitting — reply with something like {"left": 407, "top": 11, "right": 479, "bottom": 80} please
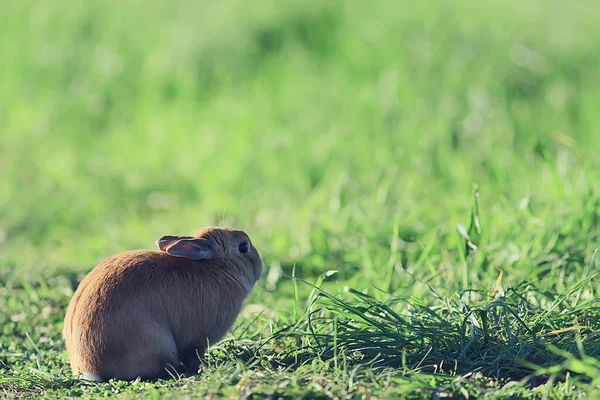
{"left": 62, "top": 227, "right": 262, "bottom": 382}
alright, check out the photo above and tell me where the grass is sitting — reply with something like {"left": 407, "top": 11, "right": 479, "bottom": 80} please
{"left": 1, "top": 0, "right": 600, "bottom": 398}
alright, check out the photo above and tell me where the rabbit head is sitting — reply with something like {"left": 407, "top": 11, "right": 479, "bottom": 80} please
{"left": 156, "top": 227, "right": 262, "bottom": 294}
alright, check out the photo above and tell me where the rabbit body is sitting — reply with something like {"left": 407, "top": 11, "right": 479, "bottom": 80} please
{"left": 63, "top": 228, "right": 261, "bottom": 381}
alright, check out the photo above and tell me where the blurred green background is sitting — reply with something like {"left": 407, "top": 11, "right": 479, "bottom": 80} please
{"left": 1, "top": 0, "right": 600, "bottom": 397}
{"left": 1, "top": 0, "right": 599, "bottom": 323}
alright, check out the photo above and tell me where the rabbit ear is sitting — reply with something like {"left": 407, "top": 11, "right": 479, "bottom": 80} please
{"left": 155, "top": 235, "right": 193, "bottom": 252}
{"left": 164, "top": 238, "right": 215, "bottom": 260}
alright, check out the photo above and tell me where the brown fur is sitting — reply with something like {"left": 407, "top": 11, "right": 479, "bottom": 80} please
{"left": 63, "top": 227, "right": 262, "bottom": 381}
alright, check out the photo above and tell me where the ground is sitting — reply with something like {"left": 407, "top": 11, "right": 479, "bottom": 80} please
{"left": 1, "top": 0, "right": 599, "bottom": 398}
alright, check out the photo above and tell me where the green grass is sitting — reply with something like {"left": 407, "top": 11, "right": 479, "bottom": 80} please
{"left": 1, "top": 0, "right": 600, "bottom": 398}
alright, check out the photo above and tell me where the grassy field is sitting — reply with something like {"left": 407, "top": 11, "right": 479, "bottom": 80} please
{"left": 1, "top": 0, "right": 600, "bottom": 398}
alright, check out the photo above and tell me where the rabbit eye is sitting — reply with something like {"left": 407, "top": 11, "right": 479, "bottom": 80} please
{"left": 238, "top": 241, "right": 250, "bottom": 254}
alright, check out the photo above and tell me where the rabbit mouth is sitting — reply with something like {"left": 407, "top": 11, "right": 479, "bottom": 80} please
{"left": 254, "top": 260, "right": 263, "bottom": 283}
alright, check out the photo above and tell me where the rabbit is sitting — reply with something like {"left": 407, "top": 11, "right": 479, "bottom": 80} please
{"left": 62, "top": 227, "right": 262, "bottom": 382}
